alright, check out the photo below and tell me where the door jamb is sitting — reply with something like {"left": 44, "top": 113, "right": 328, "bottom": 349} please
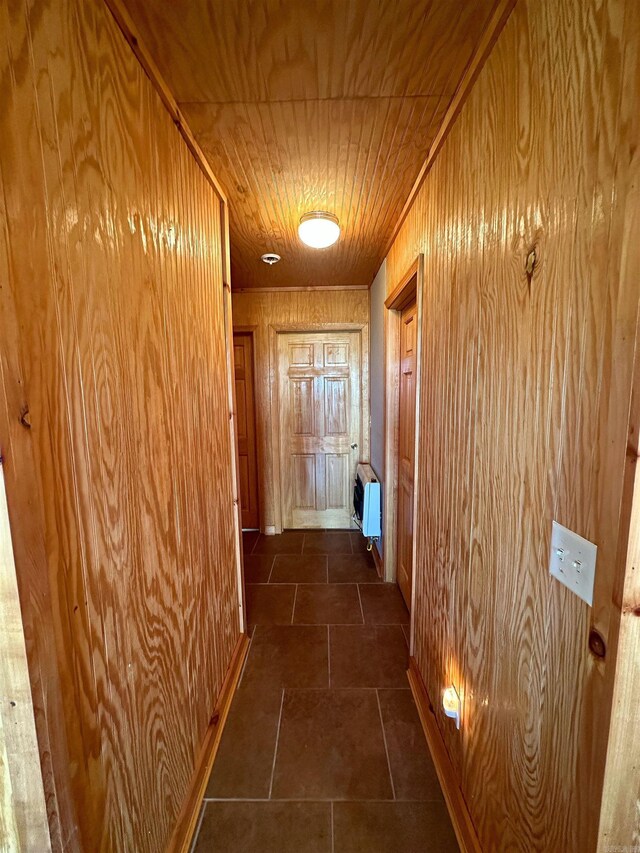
{"left": 383, "top": 255, "right": 424, "bottom": 655}
{"left": 269, "top": 322, "right": 369, "bottom": 535}
{"left": 232, "top": 326, "right": 261, "bottom": 532}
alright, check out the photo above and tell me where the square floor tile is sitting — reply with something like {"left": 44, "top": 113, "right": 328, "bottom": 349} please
{"left": 359, "top": 584, "right": 409, "bottom": 624}
{"left": 271, "top": 689, "right": 393, "bottom": 800}
{"left": 252, "top": 532, "right": 304, "bottom": 555}
{"left": 333, "top": 801, "right": 458, "bottom": 853}
{"left": 205, "top": 689, "right": 282, "bottom": 799}
{"left": 330, "top": 625, "right": 409, "bottom": 688}
{"left": 246, "top": 584, "right": 295, "bottom": 627}
{"left": 293, "top": 584, "right": 363, "bottom": 625}
{"left": 377, "top": 689, "right": 443, "bottom": 802}
{"left": 243, "top": 555, "right": 274, "bottom": 584}
{"left": 328, "top": 553, "right": 381, "bottom": 584}
{"left": 240, "top": 625, "right": 328, "bottom": 689}
{"left": 303, "top": 531, "right": 353, "bottom": 555}
{"left": 350, "top": 531, "right": 375, "bottom": 555}
{"left": 270, "top": 555, "right": 328, "bottom": 584}
{"left": 194, "top": 801, "right": 331, "bottom": 853}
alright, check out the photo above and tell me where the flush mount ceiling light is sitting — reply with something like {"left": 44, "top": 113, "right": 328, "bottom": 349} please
{"left": 261, "top": 252, "right": 281, "bottom": 265}
{"left": 298, "top": 211, "right": 340, "bottom": 249}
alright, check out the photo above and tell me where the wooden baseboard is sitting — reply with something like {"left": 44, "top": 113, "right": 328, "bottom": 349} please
{"left": 168, "top": 633, "right": 250, "bottom": 853}
{"left": 407, "top": 658, "right": 482, "bottom": 853}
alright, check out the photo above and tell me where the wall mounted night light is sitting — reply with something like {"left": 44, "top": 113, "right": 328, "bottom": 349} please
{"left": 298, "top": 211, "right": 340, "bottom": 249}
{"left": 442, "top": 685, "right": 461, "bottom": 729}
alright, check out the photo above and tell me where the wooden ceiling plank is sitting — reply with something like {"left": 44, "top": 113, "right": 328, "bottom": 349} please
{"left": 122, "top": 0, "right": 503, "bottom": 289}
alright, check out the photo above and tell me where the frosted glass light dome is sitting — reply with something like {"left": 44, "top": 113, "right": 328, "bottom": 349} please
{"left": 298, "top": 211, "right": 340, "bottom": 249}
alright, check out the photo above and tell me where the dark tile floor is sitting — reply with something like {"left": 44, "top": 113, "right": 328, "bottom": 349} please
{"left": 191, "top": 530, "right": 458, "bottom": 853}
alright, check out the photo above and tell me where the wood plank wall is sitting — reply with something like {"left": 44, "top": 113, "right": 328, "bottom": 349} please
{"left": 231, "top": 290, "right": 369, "bottom": 532}
{"left": 385, "top": 0, "right": 640, "bottom": 849}
{"left": 0, "top": 0, "right": 240, "bottom": 849}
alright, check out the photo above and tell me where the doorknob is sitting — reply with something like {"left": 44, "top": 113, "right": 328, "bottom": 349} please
{"left": 351, "top": 443, "right": 358, "bottom": 449}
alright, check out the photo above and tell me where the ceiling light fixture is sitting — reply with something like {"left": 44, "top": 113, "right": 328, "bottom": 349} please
{"left": 298, "top": 211, "right": 340, "bottom": 249}
{"left": 261, "top": 252, "right": 281, "bottom": 265}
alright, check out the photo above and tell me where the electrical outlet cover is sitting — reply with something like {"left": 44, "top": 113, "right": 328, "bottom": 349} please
{"left": 549, "top": 521, "right": 597, "bottom": 606}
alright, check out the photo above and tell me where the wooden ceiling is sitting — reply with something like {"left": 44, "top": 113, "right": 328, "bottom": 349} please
{"left": 122, "top": 0, "right": 501, "bottom": 289}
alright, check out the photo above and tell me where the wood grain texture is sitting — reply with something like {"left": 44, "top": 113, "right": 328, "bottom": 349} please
{"left": 385, "top": 0, "right": 640, "bottom": 849}
{"left": 598, "top": 466, "right": 640, "bottom": 851}
{"left": 396, "top": 299, "right": 417, "bottom": 610}
{"left": 232, "top": 290, "right": 369, "bottom": 532}
{"left": 167, "top": 634, "right": 249, "bottom": 853}
{"left": 0, "top": 465, "right": 51, "bottom": 852}
{"left": 278, "top": 332, "right": 361, "bottom": 529}
{"left": 597, "top": 14, "right": 640, "bottom": 838}
{"left": 120, "top": 0, "right": 501, "bottom": 290}
{"left": 0, "top": 0, "right": 241, "bottom": 849}
{"left": 382, "top": 260, "right": 421, "bottom": 592}
{"left": 408, "top": 659, "right": 481, "bottom": 853}
{"left": 234, "top": 333, "right": 260, "bottom": 529}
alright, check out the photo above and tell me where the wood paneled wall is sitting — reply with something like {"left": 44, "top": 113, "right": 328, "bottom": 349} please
{"left": 232, "top": 290, "right": 369, "bottom": 532}
{"left": 385, "top": 0, "right": 640, "bottom": 849}
{"left": 0, "top": 0, "right": 240, "bottom": 849}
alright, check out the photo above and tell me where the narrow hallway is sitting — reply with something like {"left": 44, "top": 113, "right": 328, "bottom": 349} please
{"left": 191, "top": 531, "right": 458, "bottom": 852}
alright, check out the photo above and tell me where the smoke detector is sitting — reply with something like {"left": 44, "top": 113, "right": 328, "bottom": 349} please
{"left": 261, "top": 252, "right": 281, "bottom": 265}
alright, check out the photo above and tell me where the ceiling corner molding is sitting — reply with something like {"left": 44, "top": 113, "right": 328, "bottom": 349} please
{"left": 381, "top": 0, "right": 518, "bottom": 259}
{"left": 103, "top": 0, "right": 229, "bottom": 205}
{"left": 231, "top": 285, "right": 369, "bottom": 294}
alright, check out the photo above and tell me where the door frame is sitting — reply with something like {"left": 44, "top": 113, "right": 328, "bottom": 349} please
{"left": 232, "top": 326, "right": 261, "bottom": 530}
{"left": 269, "top": 322, "right": 370, "bottom": 535}
{"left": 383, "top": 256, "right": 424, "bottom": 653}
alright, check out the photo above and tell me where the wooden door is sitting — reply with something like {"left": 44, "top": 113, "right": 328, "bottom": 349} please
{"left": 233, "top": 332, "right": 259, "bottom": 528}
{"left": 397, "top": 302, "right": 417, "bottom": 609}
{"left": 278, "top": 331, "right": 361, "bottom": 529}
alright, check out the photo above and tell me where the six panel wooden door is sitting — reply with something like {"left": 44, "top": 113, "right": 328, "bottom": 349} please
{"left": 278, "top": 331, "right": 361, "bottom": 529}
{"left": 233, "top": 332, "right": 260, "bottom": 528}
{"left": 397, "top": 302, "right": 417, "bottom": 609}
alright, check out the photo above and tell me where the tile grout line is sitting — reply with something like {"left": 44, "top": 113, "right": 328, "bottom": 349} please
{"left": 327, "top": 624, "right": 331, "bottom": 688}
{"left": 237, "top": 630, "right": 254, "bottom": 688}
{"left": 189, "top": 801, "right": 207, "bottom": 853}
{"left": 356, "top": 583, "right": 365, "bottom": 624}
{"left": 376, "top": 688, "right": 396, "bottom": 801}
{"left": 266, "top": 555, "right": 276, "bottom": 583}
{"left": 331, "top": 801, "right": 335, "bottom": 853}
{"left": 248, "top": 532, "right": 259, "bottom": 556}
{"left": 202, "top": 797, "right": 402, "bottom": 803}
{"left": 268, "top": 689, "right": 285, "bottom": 799}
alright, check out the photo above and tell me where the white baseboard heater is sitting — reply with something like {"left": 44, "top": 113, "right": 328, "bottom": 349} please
{"left": 352, "top": 463, "right": 381, "bottom": 547}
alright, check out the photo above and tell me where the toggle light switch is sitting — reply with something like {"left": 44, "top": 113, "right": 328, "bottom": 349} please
{"left": 549, "top": 521, "right": 597, "bottom": 606}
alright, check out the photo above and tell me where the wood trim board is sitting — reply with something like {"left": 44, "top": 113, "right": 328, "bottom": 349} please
{"left": 385, "top": 259, "right": 419, "bottom": 310}
{"left": 0, "top": 461, "right": 51, "bottom": 851}
{"left": 167, "top": 633, "right": 249, "bottom": 853}
{"left": 103, "top": 0, "right": 228, "bottom": 204}
{"left": 382, "top": 257, "right": 423, "bottom": 610}
{"left": 407, "top": 658, "right": 482, "bottom": 853}
{"left": 233, "top": 286, "right": 369, "bottom": 294}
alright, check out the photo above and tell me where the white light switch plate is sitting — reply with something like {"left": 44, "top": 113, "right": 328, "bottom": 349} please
{"left": 549, "top": 521, "right": 597, "bottom": 606}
